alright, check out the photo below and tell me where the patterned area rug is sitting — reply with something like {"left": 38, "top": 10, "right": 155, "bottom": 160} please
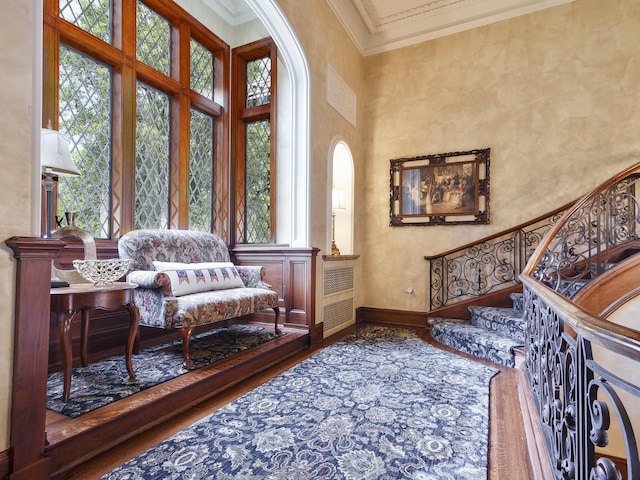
{"left": 47, "top": 324, "right": 281, "bottom": 418}
{"left": 102, "top": 326, "right": 498, "bottom": 480}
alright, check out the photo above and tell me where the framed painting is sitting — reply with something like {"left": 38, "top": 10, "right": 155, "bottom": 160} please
{"left": 389, "top": 148, "right": 490, "bottom": 226}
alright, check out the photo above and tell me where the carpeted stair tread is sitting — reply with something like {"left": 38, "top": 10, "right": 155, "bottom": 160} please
{"left": 429, "top": 317, "right": 522, "bottom": 367}
{"left": 468, "top": 305, "right": 525, "bottom": 342}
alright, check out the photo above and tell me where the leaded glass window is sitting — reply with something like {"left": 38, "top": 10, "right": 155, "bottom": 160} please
{"left": 246, "top": 57, "right": 271, "bottom": 108}
{"left": 189, "top": 110, "right": 214, "bottom": 231}
{"left": 232, "top": 39, "right": 276, "bottom": 244}
{"left": 190, "top": 39, "right": 214, "bottom": 100}
{"left": 47, "top": 1, "right": 263, "bottom": 241}
{"left": 136, "top": 1, "right": 171, "bottom": 76}
{"left": 245, "top": 120, "right": 271, "bottom": 243}
{"left": 135, "top": 83, "right": 170, "bottom": 230}
{"left": 58, "top": 45, "right": 112, "bottom": 238}
{"left": 60, "top": 0, "right": 112, "bottom": 43}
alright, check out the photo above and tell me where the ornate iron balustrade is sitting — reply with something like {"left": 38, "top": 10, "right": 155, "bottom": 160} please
{"left": 522, "top": 162, "right": 640, "bottom": 479}
{"left": 521, "top": 276, "right": 640, "bottom": 480}
{"left": 533, "top": 177, "right": 640, "bottom": 298}
{"left": 425, "top": 208, "right": 568, "bottom": 310}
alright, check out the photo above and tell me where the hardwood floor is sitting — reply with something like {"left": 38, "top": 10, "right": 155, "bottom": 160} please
{"left": 59, "top": 322, "right": 533, "bottom": 479}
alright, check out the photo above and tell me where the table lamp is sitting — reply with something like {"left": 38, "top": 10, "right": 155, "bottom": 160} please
{"left": 331, "top": 188, "right": 346, "bottom": 255}
{"left": 41, "top": 128, "right": 80, "bottom": 237}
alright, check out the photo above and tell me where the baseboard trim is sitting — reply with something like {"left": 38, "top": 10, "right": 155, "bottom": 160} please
{"left": 356, "top": 307, "right": 428, "bottom": 328}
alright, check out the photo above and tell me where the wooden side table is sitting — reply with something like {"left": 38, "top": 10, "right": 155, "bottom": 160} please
{"left": 50, "top": 282, "right": 139, "bottom": 402}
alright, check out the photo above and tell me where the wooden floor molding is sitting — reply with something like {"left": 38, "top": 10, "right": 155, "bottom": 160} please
{"left": 517, "top": 366, "right": 555, "bottom": 480}
{"left": 356, "top": 306, "right": 429, "bottom": 327}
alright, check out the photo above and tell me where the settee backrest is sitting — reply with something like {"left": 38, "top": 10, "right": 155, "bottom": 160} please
{"left": 118, "top": 229, "right": 231, "bottom": 271}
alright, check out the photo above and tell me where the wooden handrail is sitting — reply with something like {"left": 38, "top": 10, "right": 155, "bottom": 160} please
{"left": 522, "top": 161, "right": 640, "bottom": 276}
{"left": 520, "top": 275, "right": 640, "bottom": 359}
{"left": 519, "top": 161, "right": 640, "bottom": 479}
{"left": 424, "top": 200, "right": 576, "bottom": 309}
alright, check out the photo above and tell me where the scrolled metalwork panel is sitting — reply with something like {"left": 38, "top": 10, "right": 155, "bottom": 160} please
{"left": 524, "top": 285, "right": 640, "bottom": 479}
{"left": 441, "top": 235, "right": 516, "bottom": 304}
{"left": 584, "top": 347, "right": 640, "bottom": 480}
{"left": 526, "top": 289, "right": 581, "bottom": 479}
{"left": 429, "top": 257, "right": 445, "bottom": 308}
{"left": 533, "top": 178, "right": 640, "bottom": 298}
{"left": 429, "top": 210, "right": 563, "bottom": 310}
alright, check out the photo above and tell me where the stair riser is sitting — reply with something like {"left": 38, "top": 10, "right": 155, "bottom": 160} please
{"left": 469, "top": 307, "right": 525, "bottom": 342}
{"left": 431, "top": 323, "right": 516, "bottom": 368}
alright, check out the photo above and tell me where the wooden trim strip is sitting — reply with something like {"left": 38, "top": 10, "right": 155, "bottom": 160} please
{"left": 356, "top": 306, "right": 428, "bottom": 328}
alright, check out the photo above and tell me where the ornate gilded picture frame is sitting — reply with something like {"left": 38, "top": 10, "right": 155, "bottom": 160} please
{"left": 390, "top": 148, "right": 490, "bottom": 226}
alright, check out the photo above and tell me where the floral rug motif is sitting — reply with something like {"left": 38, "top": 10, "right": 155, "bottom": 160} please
{"left": 102, "top": 326, "right": 498, "bottom": 480}
{"left": 46, "top": 324, "right": 281, "bottom": 418}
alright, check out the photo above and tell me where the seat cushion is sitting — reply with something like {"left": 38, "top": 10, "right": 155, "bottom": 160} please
{"left": 146, "top": 287, "right": 279, "bottom": 329}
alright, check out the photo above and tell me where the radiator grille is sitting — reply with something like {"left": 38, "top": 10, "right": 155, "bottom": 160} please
{"left": 324, "top": 267, "right": 354, "bottom": 295}
{"left": 323, "top": 298, "right": 354, "bottom": 331}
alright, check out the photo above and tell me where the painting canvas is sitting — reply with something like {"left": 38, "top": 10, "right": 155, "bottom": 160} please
{"left": 390, "top": 149, "right": 490, "bottom": 226}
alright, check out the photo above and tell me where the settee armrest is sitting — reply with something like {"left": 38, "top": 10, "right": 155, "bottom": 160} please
{"left": 235, "top": 265, "right": 272, "bottom": 289}
{"left": 126, "top": 270, "right": 171, "bottom": 291}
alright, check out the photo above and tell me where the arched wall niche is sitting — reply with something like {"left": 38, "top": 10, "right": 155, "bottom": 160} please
{"left": 327, "top": 138, "right": 354, "bottom": 255}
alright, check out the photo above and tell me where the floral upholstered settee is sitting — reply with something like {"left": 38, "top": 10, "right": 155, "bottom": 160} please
{"left": 118, "top": 229, "right": 280, "bottom": 369}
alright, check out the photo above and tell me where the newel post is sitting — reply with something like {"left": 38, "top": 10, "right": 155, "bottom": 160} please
{"left": 5, "top": 237, "right": 65, "bottom": 480}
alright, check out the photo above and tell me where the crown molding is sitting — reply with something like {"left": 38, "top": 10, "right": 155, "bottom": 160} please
{"left": 327, "top": 0, "right": 575, "bottom": 56}
{"left": 203, "top": 0, "right": 256, "bottom": 26}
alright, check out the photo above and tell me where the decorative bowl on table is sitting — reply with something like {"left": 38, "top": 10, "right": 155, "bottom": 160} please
{"left": 72, "top": 258, "right": 133, "bottom": 287}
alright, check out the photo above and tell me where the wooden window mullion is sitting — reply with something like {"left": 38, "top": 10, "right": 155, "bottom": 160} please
{"left": 231, "top": 38, "right": 277, "bottom": 244}
{"left": 44, "top": 0, "right": 230, "bottom": 238}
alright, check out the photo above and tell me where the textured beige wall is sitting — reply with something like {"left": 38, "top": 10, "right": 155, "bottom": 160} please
{"left": 276, "top": 0, "right": 364, "bottom": 255}
{"left": 0, "top": 1, "right": 37, "bottom": 451}
{"left": 274, "top": 1, "right": 365, "bottom": 314}
{"left": 360, "top": 0, "right": 640, "bottom": 311}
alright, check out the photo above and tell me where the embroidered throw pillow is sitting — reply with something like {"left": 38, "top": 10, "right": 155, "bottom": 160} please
{"left": 163, "top": 266, "right": 245, "bottom": 296}
{"left": 153, "top": 261, "right": 234, "bottom": 271}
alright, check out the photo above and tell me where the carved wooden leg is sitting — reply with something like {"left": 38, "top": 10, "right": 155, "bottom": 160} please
{"left": 273, "top": 307, "right": 281, "bottom": 334}
{"left": 124, "top": 303, "right": 139, "bottom": 379}
{"left": 179, "top": 326, "right": 196, "bottom": 369}
{"left": 59, "top": 310, "right": 78, "bottom": 402}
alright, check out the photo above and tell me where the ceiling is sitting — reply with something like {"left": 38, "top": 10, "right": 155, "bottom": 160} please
{"left": 205, "top": 0, "right": 574, "bottom": 55}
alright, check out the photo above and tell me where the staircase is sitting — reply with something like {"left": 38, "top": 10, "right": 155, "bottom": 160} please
{"left": 428, "top": 293, "right": 525, "bottom": 367}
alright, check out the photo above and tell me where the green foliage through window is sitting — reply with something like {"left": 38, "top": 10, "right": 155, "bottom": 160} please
{"left": 58, "top": 45, "right": 112, "bottom": 238}
{"left": 59, "top": 0, "right": 112, "bottom": 43}
{"left": 234, "top": 42, "right": 276, "bottom": 244}
{"left": 246, "top": 57, "right": 271, "bottom": 108}
{"left": 189, "top": 110, "right": 214, "bottom": 232}
{"left": 47, "top": 1, "right": 227, "bottom": 238}
{"left": 245, "top": 120, "right": 271, "bottom": 243}
{"left": 134, "top": 83, "right": 170, "bottom": 230}
{"left": 136, "top": 1, "right": 171, "bottom": 76}
{"left": 190, "top": 39, "right": 214, "bottom": 100}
